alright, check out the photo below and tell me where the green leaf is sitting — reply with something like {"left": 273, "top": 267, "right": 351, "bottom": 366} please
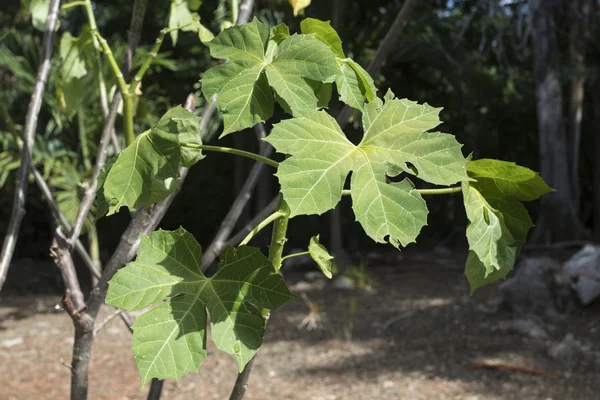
{"left": 201, "top": 18, "right": 339, "bottom": 136}
{"left": 266, "top": 90, "right": 467, "bottom": 247}
{"left": 462, "top": 159, "right": 550, "bottom": 293}
{"left": 308, "top": 235, "right": 333, "bottom": 278}
{"left": 462, "top": 182, "right": 516, "bottom": 278}
{"left": 155, "top": 107, "right": 204, "bottom": 168}
{"left": 22, "top": 0, "right": 54, "bottom": 31}
{"left": 100, "top": 107, "right": 202, "bottom": 216}
{"left": 168, "top": 0, "right": 198, "bottom": 45}
{"left": 485, "top": 197, "right": 533, "bottom": 251}
{"left": 269, "top": 24, "right": 290, "bottom": 44}
{"left": 300, "top": 18, "right": 344, "bottom": 58}
{"left": 59, "top": 29, "right": 93, "bottom": 117}
{"left": 465, "top": 251, "right": 511, "bottom": 295}
{"left": 335, "top": 59, "right": 377, "bottom": 110}
{"left": 106, "top": 228, "right": 295, "bottom": 386}
{"left": 467, "top": 159, "right": 553, "bottom": 201}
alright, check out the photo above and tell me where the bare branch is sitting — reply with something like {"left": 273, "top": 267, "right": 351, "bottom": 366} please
{"left": 227, "top": 197, "right": 279, "bottom": 247}
{"left": 68, "top": 93, "right": 121, "bottom": 247}
{"left": 202, "top": 124, "right": 273, "bottom": 271}
{"left": 0, "top": 0, "right": 62, "bottom": 292}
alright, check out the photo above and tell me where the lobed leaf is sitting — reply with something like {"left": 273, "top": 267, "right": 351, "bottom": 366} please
{"left": 201, "top": 18, "right": 339, "bottom": 136}
{"left": 98, "top": 106, "right": 202, "bottom": 216}
{"left": 308, "top": 235, "right": 333, "bottom": 278}
{"left": 106, "top": 228, "right": 295, "bottom": 386}
{"left": 266, "top": 90, "right": 468, "bottom": 247}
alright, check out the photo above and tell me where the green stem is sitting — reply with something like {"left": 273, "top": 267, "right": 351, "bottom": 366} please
{"left": 77, "top": 109, "right": 92, "bottom": 170}
{"left": 417, "top": 186, "right": 462, "bottom": 195}
{"left": 341, "top": 186, "right": 462, "bottom": 196}
{"left": 183, "top": 144, "right": 279, "bottom": 169}
{"left": 231, "top": 0, "right": 239, "bottom": 24}
{"left": 91, "top": 30, "right": 135, "bottom": 145}
{"left": 92, "top": 31, "right": 128, "bottom": 96}
{"left": 281, "top": 251, "right": 309, "bottom": 262}
{"left": 129, "top": 28, "right": 168, "bottom": 93}
{"left": 267, "top": 196, "right": 291, "bottom": 273}
{"left": 239, "top": 211, "right": 285, "bottom": 246}
{"left": 61, "top": 0, "right": 87, "bottom": 9}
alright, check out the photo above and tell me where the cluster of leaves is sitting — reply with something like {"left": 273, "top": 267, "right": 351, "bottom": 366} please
{"left": 96, "top": 17, "right": 551, "bottom": 387}
{"left": 106, "top": 228, "right": 295, "bottom": 386}
{"left": 462, "top": 159, "right": 552, "bottom": 292}
{"left": 201, "top": 17, "right": 376, "bottom": 135}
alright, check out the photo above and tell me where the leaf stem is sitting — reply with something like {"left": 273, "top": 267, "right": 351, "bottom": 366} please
{"left": 239, "top": 211, "right": 285, "bottom": 246}
{"left": 341, "top": 186, "right": 462, "bottom": 196}
{"left": 92, "top": 31, "right": 129, "bottom": 97}
{"left": 61, "top": 0, "right": 86, "bottom": 9}
{"left": 281, "top": 251, "right": 310, "bottom": 262}
{"left": 92, "top": 30, "right": 135, "bottom": 145}
{"left": 129, "top": 28, "right": 169, "bottom": 93}
{"left": 418, "top": 186, "right": 462, "bottom": 195}
{"left": 184, "top": 144, "right": 279, "bottom": 168}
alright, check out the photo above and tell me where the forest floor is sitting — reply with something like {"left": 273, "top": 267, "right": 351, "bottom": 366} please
{"left": 1, "top": 250, "right": 599, "bottom": 400}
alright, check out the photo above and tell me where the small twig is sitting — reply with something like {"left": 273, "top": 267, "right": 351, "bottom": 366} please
{"left": 93, "top": 308, "right": 124, "bottom": 336}
{"left": 68, "top": 94, "right": 121, "bottom": 247}
{"left": 0, "top": 0, "right": 61, "bottom": 292}
{"left": 467, "top": 361, "right": 553, "bottom": 377}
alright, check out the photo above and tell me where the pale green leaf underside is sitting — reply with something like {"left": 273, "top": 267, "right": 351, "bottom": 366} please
{"left": 462, "top": 182, "right": 516, "bottom": 279}
{"left": 168, "top": 0, "right": 197, "bottom": 45}
{"left": 202, "top": 18, "right": 338, "bottom": 136}
{"left": 335, "top": 58, "right": 377, "bottom": 110}
{"left": 106, "top": 228, "right": 295, "bottom": 386}
{"left": 308, "top": 235, "right": 333, "bottom": 278}
{"left": 266, "top": 91, "right": 466, "bottom": 247}
{"left": 463, "top": 158, "right": 549, "bottom": 293}
{"left": 99, "top": 107, "right": 202, "bottom": 216}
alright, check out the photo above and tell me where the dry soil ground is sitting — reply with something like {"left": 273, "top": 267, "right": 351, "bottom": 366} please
{"left": 1, "top": 251, "right": 599, "bottom": 399}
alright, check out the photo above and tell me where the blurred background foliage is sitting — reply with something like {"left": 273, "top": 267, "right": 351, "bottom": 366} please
{"left": 1, "top": 0, "right": 599, "bottom": 284}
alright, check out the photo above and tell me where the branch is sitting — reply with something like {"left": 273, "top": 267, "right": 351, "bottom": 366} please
{"left": 0, "top": 0, "right": 61, "bottom": 292}
{"left": 227, "top": 197, "right": 279, "bottom": 247}
{"left": 336, "top": 0, "right": 418, "bottom": 129}
{"left": 68, "top": 93, "right": 121, "bottom": 246}
{"left": 201, "top": 124, "right": 273, "bottom": 270}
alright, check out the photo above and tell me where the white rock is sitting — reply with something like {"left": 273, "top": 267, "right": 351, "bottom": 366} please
{"left": 563, "top": 245, "right": 600, "bottom": 305}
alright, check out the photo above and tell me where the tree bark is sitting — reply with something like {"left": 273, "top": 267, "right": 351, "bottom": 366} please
{"left": 567, "top": 0, "right": 592, "bottom": 216}
{"left": 529, "top": 0, "right": 584, "bottom": 243}
{"left": 592, "top": 90, "right": 600, "bottom": 240}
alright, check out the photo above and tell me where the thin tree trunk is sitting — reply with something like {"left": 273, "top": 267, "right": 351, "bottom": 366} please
{"left": 0, "top": 0, "right": 61, "bottom": 291}
{"left": 592, "top": 90, "right": 600, "bottom": 240}
{"left": 529, "top": 0, "right": 584, "bottom": 243}
{"left": 567, "top": 0, "right": 592, "bottom": 216}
